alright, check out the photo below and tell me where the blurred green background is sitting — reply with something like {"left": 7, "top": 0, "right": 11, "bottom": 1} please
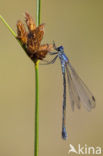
{"left": 0, "top": 0, "right": 103, "bottom": 156}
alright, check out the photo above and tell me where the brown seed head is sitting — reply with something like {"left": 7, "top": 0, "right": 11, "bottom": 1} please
{"left": 16, "top": 20, "right": 27, "bottom": 44}
{"left": 35, "top": 44, "right": 53, "bottom": 60}
{"left": 16, "top": 12, "right": 53, "bottom": 63}
{"left": 25, "top": 12, "right": 36, "bottom": 32}
{"left": 34, "top": 24, "right": 44, "bottom": 44}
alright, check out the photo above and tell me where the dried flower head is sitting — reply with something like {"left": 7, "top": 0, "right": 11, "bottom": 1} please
{"left": 16, "top": 12, "right": 53, "bottom": 63}
{"left": 17, "top": 20, "right": 27, "bottom": 44}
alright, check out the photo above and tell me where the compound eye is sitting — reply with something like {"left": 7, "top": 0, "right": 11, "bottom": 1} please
{"left": 57, "top": 46, "right": 64, "bottom": 51}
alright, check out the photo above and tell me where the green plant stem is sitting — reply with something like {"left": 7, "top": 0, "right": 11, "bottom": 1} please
{"left": 0, "top": 15, "right": 16, "bottom": 38}
{"left": 0, "top": 15, "right": 25, "bottom": 51}
{"left": 34, "top": 61, "right": 39, "bottom": 156}
{"left": 34, "top": 0, "right": 41, "bottom": 156}
{"left": 36, "top": 0, "right": 41, "bottom": 26}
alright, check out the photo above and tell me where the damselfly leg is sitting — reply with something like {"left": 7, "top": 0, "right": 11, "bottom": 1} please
{"left": 40, "top": 55, "right": 58, "bottom": 65}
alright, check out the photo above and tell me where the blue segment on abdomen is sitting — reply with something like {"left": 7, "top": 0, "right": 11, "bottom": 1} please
{"left": 62, "top": 127, "right": 67, "bottom": 140}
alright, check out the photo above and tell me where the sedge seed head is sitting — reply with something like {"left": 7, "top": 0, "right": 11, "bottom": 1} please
{"left": 16, "top": 12, "right": 53, "bottom": 63}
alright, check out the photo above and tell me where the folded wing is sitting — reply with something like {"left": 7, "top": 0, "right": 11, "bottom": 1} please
{"left": 66, "top": 65, "right": 81, "bottom": 111}
{"left": 66, "top": 62, "right": 96, "bottom": 111}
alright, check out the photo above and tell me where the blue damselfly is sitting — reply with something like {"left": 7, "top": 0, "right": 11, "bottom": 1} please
{"left": 42, "top": 42, "right": 96, "bottom": 140}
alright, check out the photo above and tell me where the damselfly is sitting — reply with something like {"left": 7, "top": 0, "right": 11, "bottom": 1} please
{"left": 43, "top": 42, "right": 96, "bottom": 140}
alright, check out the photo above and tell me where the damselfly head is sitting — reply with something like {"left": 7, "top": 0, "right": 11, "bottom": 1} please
{"left": 57, "top": 46, "right": 64, "bottom": 52}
